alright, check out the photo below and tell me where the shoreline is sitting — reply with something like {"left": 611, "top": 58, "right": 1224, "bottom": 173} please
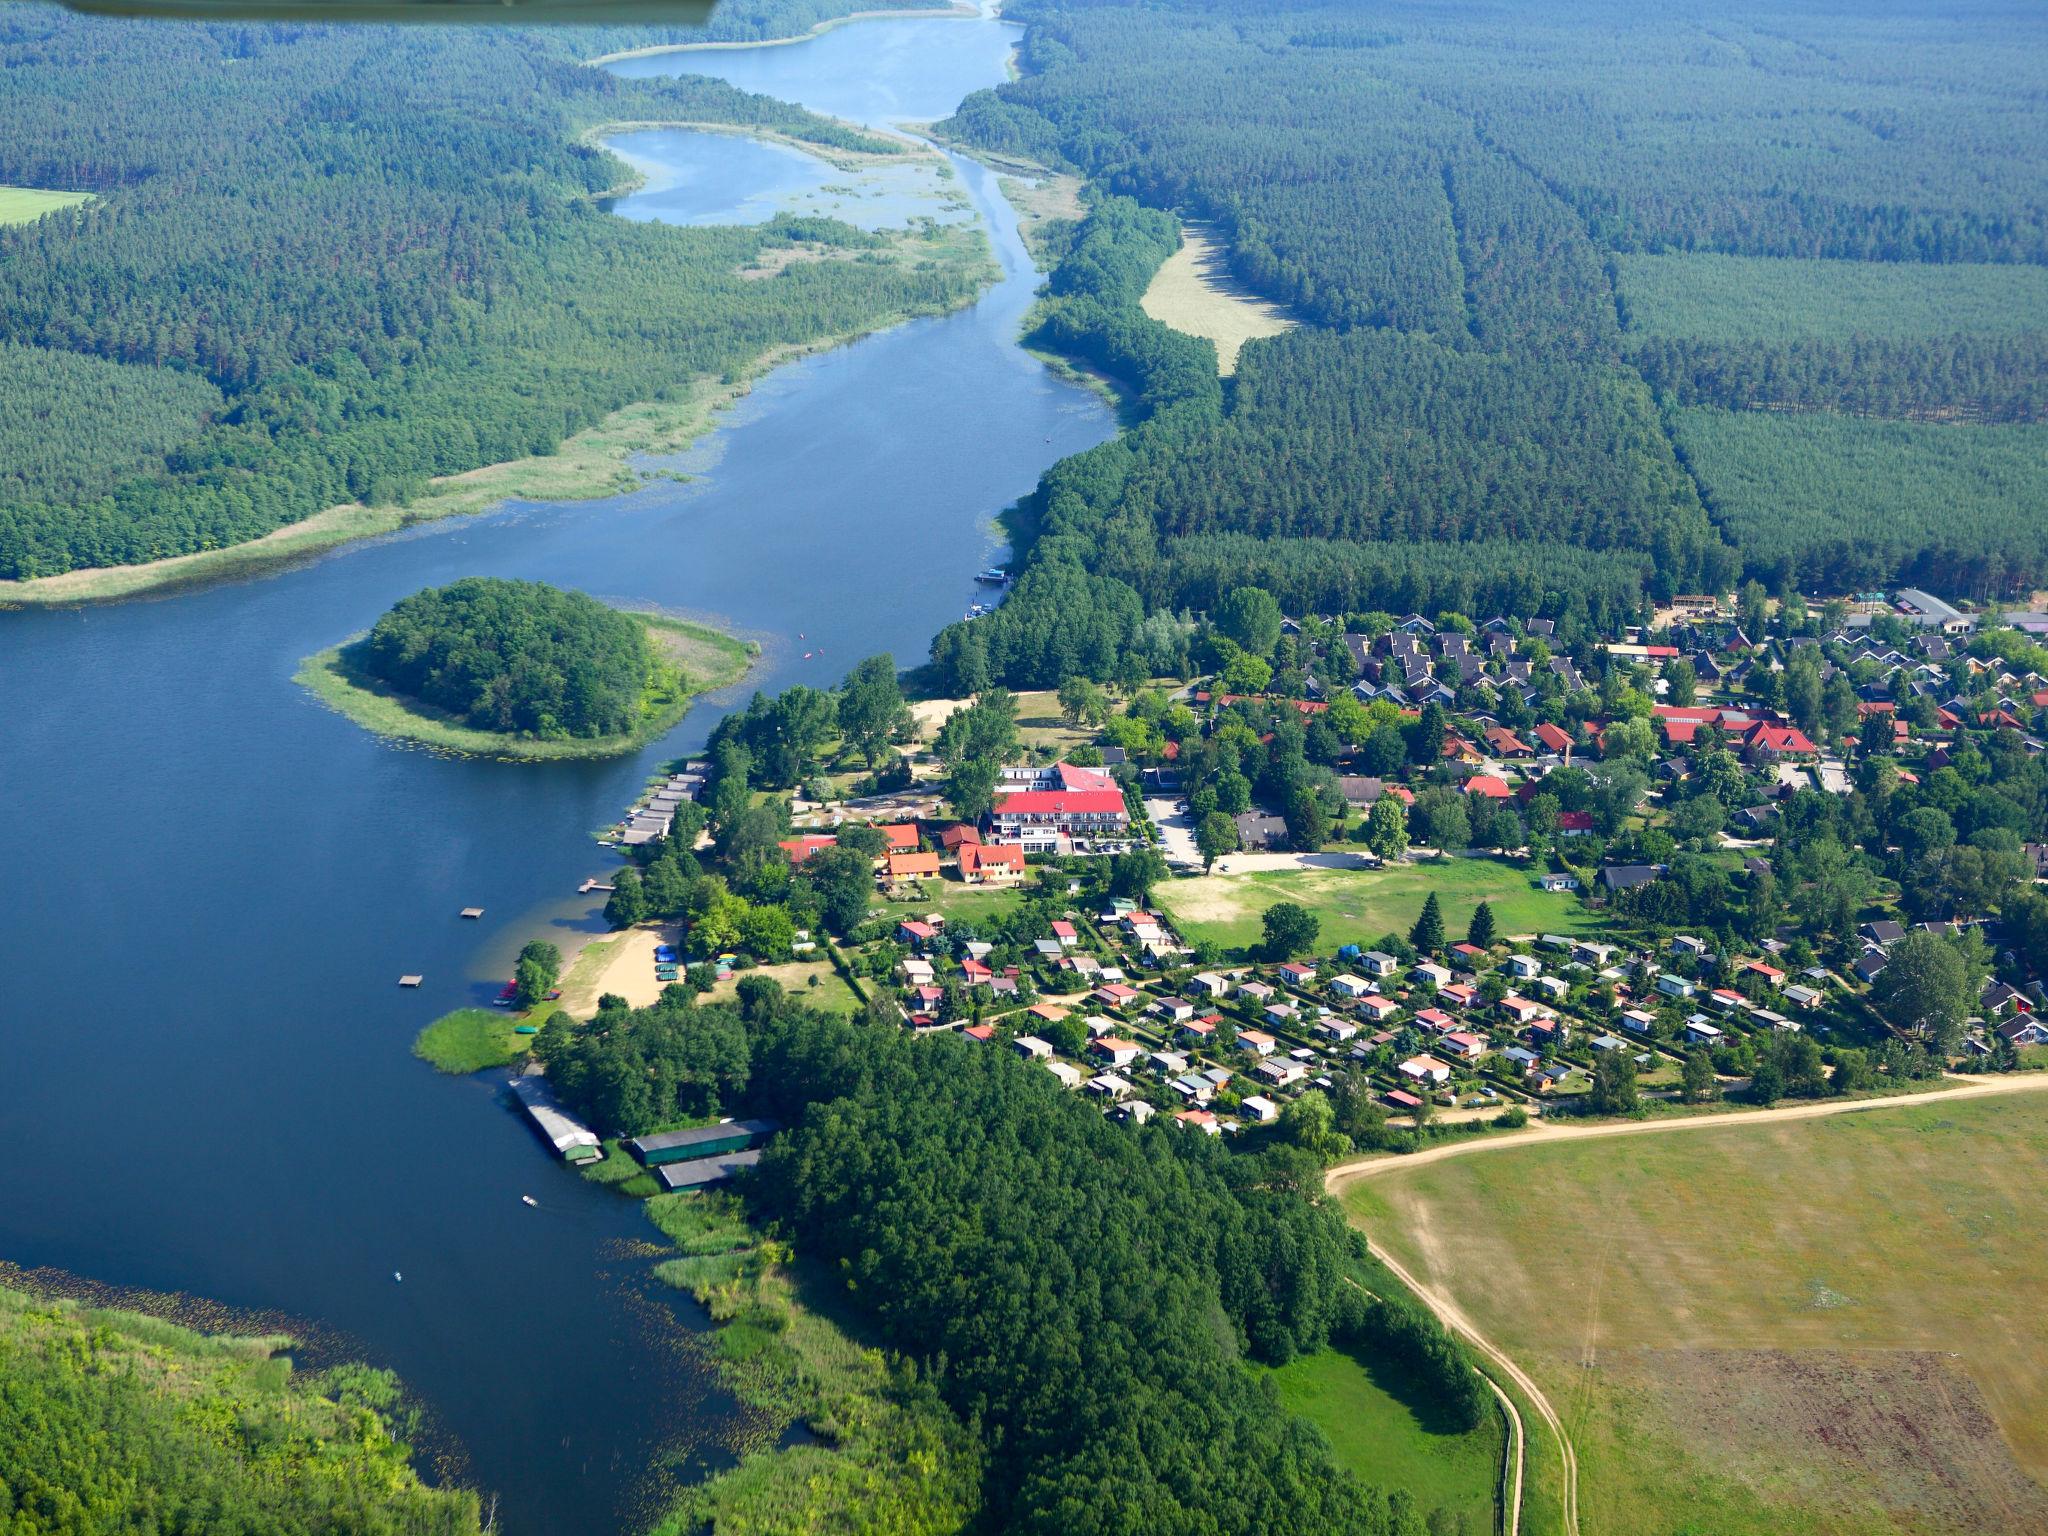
{"left": 0, "top": 116, "right": 993, "bottom": 614}
{"left": 294, "top": 612, "right": 756, "bottom": 762}
{"left": 583, "top": 3, "right": 978, "bottom": 65}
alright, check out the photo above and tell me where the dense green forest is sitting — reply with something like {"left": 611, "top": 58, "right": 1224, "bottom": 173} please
{"left": 0, "top": 9, "right": 978, "bottom": 581}
{"left": 541, "top": 987, "right": 1484, "bottom": 1536}
{"left": 1672, "top": 410, "right": 2048, "bottom": 595}
{"left": 354, "top": 578, "right": 657, "bottom": 739}
{"left": 0, "top": 1281, "right": 481, "bottom": 1535}
{"left": 923, "top": 0, "right": 2048, "bottom": 686}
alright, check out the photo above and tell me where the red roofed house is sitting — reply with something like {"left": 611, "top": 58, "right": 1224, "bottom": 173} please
{"left": 1742, "top": 721, "right": 1818, "bottom": 763}
{"left": 991, "top": 782, "right": 1130, "bottom": 851}
{"left": 1356, "top": 994, "right": 1401, "bottom": 1025}
{"left": 1484, "top": 726, "right": 1531, "bottom": 758}
{"left": 879, "top": 823, "right": 920, "bottom": 854}
{"left": 1094, "top": 982, "right": 1142, "bottom": 1009}
{"left": 896, "top": 919, "right": 939, "bottom": 947}
{"left": 959, "top": 841, "right": 1026, "bottom": 885}
{"left": 1556, "top": 810, "right": 1594, "bottom": 835}
{"left": 778, "top": 833, "right": 838, "bottom": 865}
{"left": 1050, "top": 920, "right": 1079, "bottom": 947}
{"left": 1533, "top": 722, "right": 1574, "bottom": 757}
{"left": 961, "top": 1023, "right": 997, "bottom": 1043}
{"left": 1464, "top": 773, "right": 1514, "bottom": 800}
{"left": 1413, "top": 1007, "right": 1456, "bottom": 1033}
{"left": 938, "top": 823, "right": 982, "bottom": 853}
{"left": 884, "top": 850, "right": 942, "bottom": 882}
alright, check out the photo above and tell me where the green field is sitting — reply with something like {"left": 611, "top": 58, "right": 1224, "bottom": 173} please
{"left": 1263, "top": 1346, "right": 1500, "bottom": 1534}
{"left": 1154, "top": 858, "right": 1600, "bottom": 952}
{"left": 1673, "top": 406, "right": 2048, "bottom": 587}
{"left": 296, "top": 613, "right": 751, "bottom": 761}
{"left": 1345, "top": 1094, "right": 2048, "bottom": 1536}
{"left": 0, "top": 185, "right": 90, "bottom": 225}
{"left": 1618, "top": 253, "right": 2048, "bottom": 342}
{"left": 874, "top": 880, "right": 1026, "bottom": 928}
{"left": 411, "top": 1007, "right": 530, "bottom": 1074}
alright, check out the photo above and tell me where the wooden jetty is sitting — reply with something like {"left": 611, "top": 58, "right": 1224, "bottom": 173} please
{"left": 578, "top": 878, "right": 617, "bottom": 895}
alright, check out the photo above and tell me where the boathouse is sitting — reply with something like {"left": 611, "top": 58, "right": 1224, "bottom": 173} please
{"left": 656, "top": 1149, "right": 763, "bottom": 1192}
{"left": 625, "top": 1118, "right": 781, "bottom": 1168}
{"left": 507, "top": 1071, "right": 601, "bottom": 1161}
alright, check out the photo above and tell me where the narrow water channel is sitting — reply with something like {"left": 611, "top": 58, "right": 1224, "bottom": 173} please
{"left": 0, "top": 15, "right": 1109, "bottom": 1534}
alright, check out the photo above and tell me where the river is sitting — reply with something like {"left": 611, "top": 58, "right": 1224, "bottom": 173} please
{"left": 0, "top": 16, "right": 1107, "bottom": 1535}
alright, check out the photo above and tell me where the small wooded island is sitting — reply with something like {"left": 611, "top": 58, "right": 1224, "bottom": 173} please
{"left": 297, "top": 577, "right": 751, "bottom": 760}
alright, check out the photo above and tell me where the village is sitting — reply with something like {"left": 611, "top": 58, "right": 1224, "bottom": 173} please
{"left": 533, "top": 582, "right": 2048, "bottom": 1166}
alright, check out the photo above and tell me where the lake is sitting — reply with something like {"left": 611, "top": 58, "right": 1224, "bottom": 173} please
{"left": 0, "top": 15, "right": 1107, "bottom": 1535}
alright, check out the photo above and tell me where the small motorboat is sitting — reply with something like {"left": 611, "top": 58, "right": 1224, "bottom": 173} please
{"left": 521, "top": 1195, "right": 538, "bottom": 1207}
{"left": 975, "top": 567, "right": 1010, "bottom": 584}
{"left": 393, "top": 1271, "right": 403, "bottom": 1283}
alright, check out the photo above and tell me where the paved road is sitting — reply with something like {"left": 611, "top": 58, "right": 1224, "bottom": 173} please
{"left": 1326, "top": 1071, "right": 2048, "bottom": 1536}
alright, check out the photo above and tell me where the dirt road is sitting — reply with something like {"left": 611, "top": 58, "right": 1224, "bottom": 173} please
{"left": 1326, "top": 1071, "right": 2048, "bottom": 1536}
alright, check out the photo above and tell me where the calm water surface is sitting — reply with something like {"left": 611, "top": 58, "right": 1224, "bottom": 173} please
{"left": 0, "top": 17, "right": 1106, "bottom": 1535}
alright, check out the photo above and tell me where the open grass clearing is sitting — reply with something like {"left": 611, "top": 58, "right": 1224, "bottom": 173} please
{"left": 1262, "top": 1345, "right": 1501, "bottom": 1534}
{"left": 1344, "top": 1094, "right": 2048, "bottom": 1536}
{"left": 1155, "top": 857, "right": 1601, "bottom": 953}
{"left": 0, "top": 186, "right": 90, "bottom": 225}
{"left": 1616, "top": 252, "right": 2048, "bottom": 342}
{"left": 411, "top": 1007, "right": 532, "bottom": 1074}
{"left": 700, "top": 956, "right": 862, "bottom": 1014}
{"left": 873, "top": 879, "right": 1025, "bottom": 928}
{"left": 1140, "top": 222, "right": 1297, "bottom": 374}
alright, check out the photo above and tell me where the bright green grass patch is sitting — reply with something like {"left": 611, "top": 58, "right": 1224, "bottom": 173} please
{"left": 296, "top": 612, "right": 751, "bottom": 761}
{"left": 1154, "top": 857, "right": 1601, "bottom": 952}
{"left": 411, "top": 1007, "right": 529, "bottom": 1074}
{"left": 0, "top": 186, "right": 90, "bottom": 225}
{"left": 1263, "top": 1346, "right": 1501, "bottom": 1535}
{"left": 1617, "top": 252, "right": 2048, "bottom": 342}
{"left": 1672, "top": 406, "right": 2048, "bottom": 587}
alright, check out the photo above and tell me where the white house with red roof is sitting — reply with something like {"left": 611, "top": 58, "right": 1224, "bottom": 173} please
{"left": 989, "top": 762, "right": 1130, "bottom": 852}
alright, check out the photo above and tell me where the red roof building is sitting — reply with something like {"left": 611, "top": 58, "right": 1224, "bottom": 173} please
{"left": 959, "top": 841, "right": 1026, "bottom": 884}
{"left": 778, "top": 834, "right": 838, "bottom": 865}
{"left": 1464, "top": 773, "right": 1514, "bottom": 799}
{"left": 1533, "top": 722, "right": 1574, "bottom": 755}
{"left": 879, "top": 823, "right": 920, "bottom": 854}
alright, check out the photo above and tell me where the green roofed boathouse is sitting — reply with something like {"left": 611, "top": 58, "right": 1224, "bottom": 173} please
{"left": 624, "top": 1118, "right": 780, "bottom": 1168}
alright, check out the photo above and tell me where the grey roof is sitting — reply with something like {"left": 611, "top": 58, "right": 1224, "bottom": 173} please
{"left": 1599, "top": 864, "right": 1662, "bottom": 890}
{"left": 656, "top": 1149, "right": 764, "bottom": 1191}
{"left": 627, "top": 1119, "right": 780, "bottom": 1158}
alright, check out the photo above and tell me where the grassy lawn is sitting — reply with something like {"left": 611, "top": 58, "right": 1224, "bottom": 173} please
{"left": 411, "top": 1007, "right": 532, "bottom": 1074}
{"left": 0, "top": 186, "right": 90, "bottom": 225}
{"left": 1344, "top": 1095, "right": 2048, "bottom": 1536}
{"left": 295, "top": 613, "right": 750, "bottom": 760}
{"left": 1011, "top": 689, "right": 1099, "bottom": 756}
{"left": 874, "top": 879, "right": 1025, "bottom": 927}
{"left": 1155, "top": 858, "right": 1602, "bottom": 952}
{"left": 1262, "top": 1346, "right": 1500, "bottom": 1534}
{"left": 700, "top": 956, "right": 862, "bottom": 1014}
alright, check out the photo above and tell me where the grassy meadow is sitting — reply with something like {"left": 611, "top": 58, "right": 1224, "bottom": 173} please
{"left": 1154, "top": 857, "right": 1600, "bottom": 952}
{"left": 1344, "top": 1095, "right": 2048, "bottom": 1536}
{"left": 296, "top": 613, "right": 751, "bottom": 761}
{"left": 412, "top": 1007, "right": 531, "bottom": 1074}
{"left": 1617, "top": 252, "right": 2048, "bottom": 342}
{"left": 1140, "top": 223, "right": 1297, "bottom": 374}
{"left": 1263, "top": 1346, "right": 1501, "bottom": 1535}
{"left": 0, "top": 186, "right": 90, "bottom": 225}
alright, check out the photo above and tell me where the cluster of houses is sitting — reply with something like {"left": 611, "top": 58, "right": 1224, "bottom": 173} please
{"left": 779, "top": 818, "right": 1032, "bottom": 895}
{"left": 875, "top": 877, "right": 1960, "bottom": 1133}
{"left": 611, "top": 761, "right": 707, "bottom": 848}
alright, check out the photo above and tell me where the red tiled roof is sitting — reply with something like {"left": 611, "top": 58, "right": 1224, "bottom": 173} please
{"left": 1464, "top": 773, "right": 1513, "bottom": 799}
{"left": 994, "top": 789, "right": 1128, "bottom": 815}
